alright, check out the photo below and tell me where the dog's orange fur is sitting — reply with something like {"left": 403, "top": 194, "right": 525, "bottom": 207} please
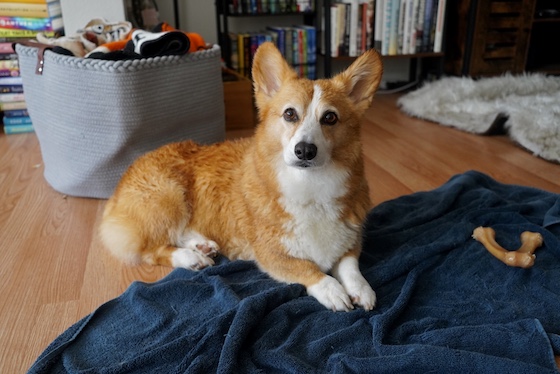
{"left": 100, "top": 42, "right": 383, "bottom": 311}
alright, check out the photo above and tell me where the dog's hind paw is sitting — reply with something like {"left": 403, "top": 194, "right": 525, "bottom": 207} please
{"left": 193, "top": 240, "right": 219, "bottom": 258}
{"left": 180, "top": 230, "right": 220, "bottom": 258}
{"left": 171, "top": 247, "right": 215, "bottom": 270}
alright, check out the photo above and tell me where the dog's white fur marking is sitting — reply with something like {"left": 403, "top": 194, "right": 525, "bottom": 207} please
{"left": 307, "top": 275, "right": 353, "bottom": 311}
{"left": 333, "top": 256, "right": 376, "bottom": 310}
{"left": 282, "top": 85, "right": 333, "bottom": 168}
{"left": 171, "top": 247, "right": 214, "bottom": 270}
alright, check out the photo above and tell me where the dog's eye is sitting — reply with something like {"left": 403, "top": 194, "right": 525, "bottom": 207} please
{"left": 321, "top": 112, "right": 338, "bottom": 126}
{"left": 283, "top": 108, "right": 298, "bottom": 122}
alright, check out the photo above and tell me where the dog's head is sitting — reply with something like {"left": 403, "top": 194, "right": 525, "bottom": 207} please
{"left": 252, "top": 42, "right": 382, "bottom": 170}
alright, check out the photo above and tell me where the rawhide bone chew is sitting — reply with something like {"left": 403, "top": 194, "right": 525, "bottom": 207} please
{"left": 472, "top": 227, "right": 543, "bottom": 269}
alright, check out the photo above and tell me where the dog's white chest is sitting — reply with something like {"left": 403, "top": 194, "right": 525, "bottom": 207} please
{"left": 277, "top": 164, "right": 359, "bottom": 272}
{"left": 281, "top": 202, "right": 359, "bottom": 272}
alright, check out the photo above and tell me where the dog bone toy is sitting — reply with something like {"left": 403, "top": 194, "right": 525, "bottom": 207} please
{"left": 472, "top": 227, "right": 543, "bottom": 268}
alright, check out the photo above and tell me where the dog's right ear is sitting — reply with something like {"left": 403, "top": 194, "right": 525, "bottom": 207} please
{"left": 252, "top": 42, "right": 297, "bottom": 101}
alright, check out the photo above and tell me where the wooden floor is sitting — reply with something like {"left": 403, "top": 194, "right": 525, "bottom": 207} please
{"left": 1, "top": 94, "right": 559, "bottom": 373}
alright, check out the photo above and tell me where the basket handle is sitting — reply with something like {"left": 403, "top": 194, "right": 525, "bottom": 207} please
{"left": 14, "top": 40, "right": 54, "bottom": 75}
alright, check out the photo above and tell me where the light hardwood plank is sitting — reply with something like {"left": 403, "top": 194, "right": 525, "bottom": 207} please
{"left": 0, "top": 93, "right": 558, "bottom": 373}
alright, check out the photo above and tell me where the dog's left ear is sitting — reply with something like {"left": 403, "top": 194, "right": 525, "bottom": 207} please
{"left": 333, "top": 49, "right": 383, "bottom": 109}
{"left": 252, "top": 42, "right": 297, "bottom": 100}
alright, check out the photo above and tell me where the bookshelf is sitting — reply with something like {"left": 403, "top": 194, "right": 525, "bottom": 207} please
{"left": 215, "top": 0, "right": 447, "bottom": 80}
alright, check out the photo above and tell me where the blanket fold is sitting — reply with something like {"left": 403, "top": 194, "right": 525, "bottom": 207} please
{"left": 28, "top": 171, "right": 560, "bottom": 373}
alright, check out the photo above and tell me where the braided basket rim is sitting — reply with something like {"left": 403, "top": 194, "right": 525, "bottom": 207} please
{"left": 15, "top": 43, "right": 222, "bottom": 73}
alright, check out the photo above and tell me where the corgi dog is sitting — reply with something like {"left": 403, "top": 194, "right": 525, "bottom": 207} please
{"left": 99, "top": 42, "right": 383, "bottom": 311}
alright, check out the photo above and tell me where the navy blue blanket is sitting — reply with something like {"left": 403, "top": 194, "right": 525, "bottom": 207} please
{"left": 29, "top": 171, "right": 560, "bottom": 373}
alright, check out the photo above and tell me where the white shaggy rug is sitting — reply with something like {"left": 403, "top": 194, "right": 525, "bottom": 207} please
{"left": 397, "top": 74, "right": 560, "bottom": 163}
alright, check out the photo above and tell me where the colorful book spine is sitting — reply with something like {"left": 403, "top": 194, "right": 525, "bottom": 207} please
{"left": 0, "top": 92, "right": 24, "bottom": 102}
{"left": 3, "top": 115, "right": 31, "bottom": 125}
{"left": 3, "top": 108, "right": 28, "bottom": 117}
{"left": 0, "top": 68, "right": 19, "bottom": 77}
{"left": 0, "top": 1, "right": 61, "bottom": 18}
{"left": 0, "top": 15, "right": 62, "bottom": 31}
{"left": 3, "top": 123, "right": 34, "bottom": 134}
{"left": 0, "top": 84, "right": 23, "bottom": 93}
{"left": 0, "top": 100, "right": 25, "bottom": 110}
{"left": 0, "top": 0, "right": 58, "bottom": 3}
{"left": 0, "top": 28, "right": 56, "bottom": 38}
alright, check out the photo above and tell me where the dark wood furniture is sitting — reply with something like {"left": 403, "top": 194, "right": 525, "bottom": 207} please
{"left": 445, "top": 0, "right": 560, "bottom": 77}
{"left": 445, "top": 0, "right": 535, "bottom": 76}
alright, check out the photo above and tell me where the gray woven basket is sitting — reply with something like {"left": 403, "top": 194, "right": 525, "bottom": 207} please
{"left": 16, "top": 43, "right": 225, "bottom": 199}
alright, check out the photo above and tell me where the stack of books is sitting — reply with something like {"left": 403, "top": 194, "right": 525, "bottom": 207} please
{"left": 228, "top": 25, "right": 317, "bottom": 79}
{"left": 0, "top": 0, "right": 64, "bottom": 134}
{"left": 324, "top": 0, "right": 374, "bottom": 58}
{"left": 373, "top": 0, "right": 447, "bottom": 56}
{"left": 323, "top": 0, "right": 446, "bottom": 58}
{"left": 227, "top": 0, "right": 315, "bottom": 15}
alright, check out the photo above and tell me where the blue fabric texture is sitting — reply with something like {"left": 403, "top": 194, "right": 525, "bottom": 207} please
{"left": 28, "top": 171, "right": 560, "bottom": 373}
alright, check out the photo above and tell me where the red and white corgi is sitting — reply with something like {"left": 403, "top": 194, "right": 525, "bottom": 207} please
{"left": 99, "top": 42, "right": 383, "bottom": 311}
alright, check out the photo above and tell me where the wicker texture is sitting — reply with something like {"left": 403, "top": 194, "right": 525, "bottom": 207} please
{"left": 16, "top": 44, "right": 225, "bottom": 198}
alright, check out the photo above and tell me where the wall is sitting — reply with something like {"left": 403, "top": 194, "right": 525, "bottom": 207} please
{"left": 60, "top": 0, "right": 125, "bottom": 35}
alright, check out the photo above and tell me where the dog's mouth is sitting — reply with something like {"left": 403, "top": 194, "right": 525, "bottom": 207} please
{"left": 293, "top": 160, "right": 317, "bottom": 168}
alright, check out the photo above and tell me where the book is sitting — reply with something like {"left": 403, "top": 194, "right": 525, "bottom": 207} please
{"left": 2, "top": 108, "right": 28, "bottom": 117}
{"left": 0, "top": 83, "right": 23, "bottom": 93}
{"left": 388, "top": 0, "right": 400, "bottom": 55}
{"left": 294, "top": 25, "right": 316, "bottom": 64}
{"left": 398, "top": 0, "right": 408, "bottom": 54}
{"left": 0, "top": 76, "right": 22, "bottom": 85}
{"left": 0, "top": 100, "right": 25, "bottom": 110}
{"left": 0, "top": 52, "right": 17, "bottom": 60}
{"left": 421, "top": 0, "right": 434, "bottom": 52}
{"left": 381, "top": 0, "right": 392, "bottom": 55}
{"left": 0, "top": 68, "right": 19, "bottom": 77}
{"left": 0, "top": 92, "right": 24, "bottom": 102}
{"left": 336, "top": 3, "right": 348, "bottom": 57}
{"left": 0, "top": 59, "right": 18, "bottom": 69}
{"left": 414, "top": 0, "right": 426, "bottom": 53}
{"left": 374, "top": 0, "right": 384, "bottom": 51}
{"left": 341, "top": 0, "right": 359, "bottom": 57}
{"left": 402, "top": 0, "right": 413, "bottom": 54}
{"left": 3, "top": 115, "right": 31, "bottom": 125}
{"left": 3, "top": 123, "right": 34, "bottom": 134}
{"left": 0, "top": 0, "right": 58, "bottom": 3}
{"left": 0, "top": 41, "right": 14, "bottom": 53}
{"left": 329, "top": 3, "right": 339, "bottom": 57}
{"left": 433, "top": 0, "right": 446, "bottom": 52}
{"left": 0, "top": 28, "right": 56, "bottom": 38}
{"left": 0, "top": 1, "right": 62, "bottom": 18}
{"left": 0, "top": 15, "right": 63, "bottom": 31}
{"left": 408, "top": 0, "right": 420, "bottom": 53}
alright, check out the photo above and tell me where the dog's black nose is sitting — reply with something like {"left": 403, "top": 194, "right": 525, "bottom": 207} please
{"left": 294, "top": 142, "right": 317, "bottom": 160}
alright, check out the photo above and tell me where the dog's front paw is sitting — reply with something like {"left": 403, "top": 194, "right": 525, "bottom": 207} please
{"left": 307, "top": 276, "right": 354, "bottom": 312}
{"left": 347, "top": 282, "right": 377, "bottom": 311}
